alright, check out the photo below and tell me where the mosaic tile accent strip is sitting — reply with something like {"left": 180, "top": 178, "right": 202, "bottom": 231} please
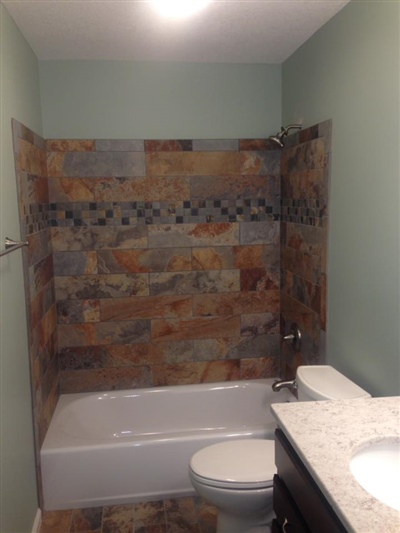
{"left": 48, "top": 198, "right": 278, "bottom": 227}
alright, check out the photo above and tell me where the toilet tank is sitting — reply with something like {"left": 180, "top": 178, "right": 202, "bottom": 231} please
{"left": 296, "top": 365, "right": 371, "bottom": 401}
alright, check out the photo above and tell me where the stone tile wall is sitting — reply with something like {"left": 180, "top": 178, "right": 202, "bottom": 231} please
{"left": 12, "top": 120, "right": 59, "bottom": 506}
{"left": 279, "top": 121, "right": 331, "bottom": 378}
{"left": 46, "top": 138, "right": 282, "bottom": 392}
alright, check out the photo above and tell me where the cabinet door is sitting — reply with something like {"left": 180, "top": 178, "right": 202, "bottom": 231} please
{"left": 273, "top": 474, "right": 310, "bottom": 533}
{"left": 275, "top": 429, "right": 347, "bottom": 533}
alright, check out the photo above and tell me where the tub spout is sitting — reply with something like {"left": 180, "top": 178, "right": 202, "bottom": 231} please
{"left": 272, "top": 379, "right": 297, "bottom": 393}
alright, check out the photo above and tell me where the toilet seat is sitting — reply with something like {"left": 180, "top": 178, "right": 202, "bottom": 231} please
{"left": 189, "top": 439, "right": 275, "bottom": 489}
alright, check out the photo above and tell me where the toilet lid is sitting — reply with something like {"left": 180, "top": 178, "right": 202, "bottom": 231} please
{"left": 190, "top": 439, "right": 275, "bottom": 488}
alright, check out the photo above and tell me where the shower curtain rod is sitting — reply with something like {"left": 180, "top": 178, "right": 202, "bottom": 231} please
{"left": 0, "top": 237, "right": 28, "bottom": 258}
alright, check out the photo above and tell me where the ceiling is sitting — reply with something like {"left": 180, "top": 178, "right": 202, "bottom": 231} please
{"left": 3, "top": 0, "right": 351, "bottom": 63}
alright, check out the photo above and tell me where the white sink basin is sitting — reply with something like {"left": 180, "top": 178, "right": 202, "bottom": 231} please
{"left": 350, "top": 438, "right": 400, "bottom": 511}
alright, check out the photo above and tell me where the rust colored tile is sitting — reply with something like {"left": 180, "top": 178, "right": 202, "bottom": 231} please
{"left": 240, "top": 151, "right": 281, "bottom": 176}
{"left": 102, "top": 504, "right": 134, "bottom": 533}
{"left": 97, "top": 248, "right": 191, "bottom": 274}
{"left": 153, "top": 360, "right": 240, "bottom": 386}
{"left": 193, "top": 291, "right": 280, "bottom": 316}
{"left": 46, "top": 139, "right": 95, "bottom": 152}
{"left": 93, "top": 176, "right": 190, "bottom": 202}
{"left": 240, "top": 356, "right": 279, "bottom": 379}
{"left": 192, "top": 247, "right": 235, "bottom": 270}
{"left": 60, "top": 366, "right": 152, "bottom": 393}
{"left": 40, "top": 510, "right": 72, "bottom": 533}
{"left": 150, "top": 270, "right": 240, "bottom": 296}
{"left": 38, "top": 304, "right": 57, "bottom": 353}
{"left": 17, "top": 139, "right": 47, "bottom": 175}
{"left": 51, "top": 226, "right": 148, "bottom": 252}
{"left": 148, "top": 223, "right": 239, "bottom": 248}
{"left": 190, "top": 174, "right": 275, "bottom": 201}
{"left": 48, "top": 177, "right": 96, "bottom": 202}
{"left": 57, "top": 299, "right": 100, "bottom": 324}
{"left": 233, "top": 244, "right": 279, "bottom": 269}
{"left": 240, "top": 267, "right": 280, "bottom": 291}
{"left": 54, "top": 273, "right": 149, "bottom": 300}
{"left": 70, "top": 507, "right": 102, "bottom": 532}
{"left": 146, "top": 152, "right": 241, "bottom": 176}
{"left": 239, "top": 139, "right": 277, "bottom": 151}
{"left": 47, "top": 152, "right": 65, "bottom": 177}
{"left": 152, "top": 316, "right": 240, "bottom": 342}
{"left": 100, "top": 295, "right": 192, "bottom": 321}
{"left": 133, "top": 500, "right": 165, "bottom": 527}
{"left": 57, "top": 323, "right": 97, "bottom": 348}
{"left": 144, "top": 140, "right": 192, "bottom": 152}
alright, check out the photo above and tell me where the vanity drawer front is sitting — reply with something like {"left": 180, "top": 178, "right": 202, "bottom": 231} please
{"left": 275, "top": 429, "right": 347, "bottom": 533}
{"left": 273, "top": 474, "right": 310, "bottom": 532}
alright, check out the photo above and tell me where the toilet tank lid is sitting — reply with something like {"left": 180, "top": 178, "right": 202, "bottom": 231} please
{"left": 296, "top": 365, "right": 371, "bottom": 400}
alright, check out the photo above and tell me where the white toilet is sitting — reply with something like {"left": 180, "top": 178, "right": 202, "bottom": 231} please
{"left": 189, "top": 365, "right": 371, "bottom": 533}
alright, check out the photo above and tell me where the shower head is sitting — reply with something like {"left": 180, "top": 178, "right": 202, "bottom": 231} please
{"left": 268, "top": 124, "right": 302, "bottom": 148}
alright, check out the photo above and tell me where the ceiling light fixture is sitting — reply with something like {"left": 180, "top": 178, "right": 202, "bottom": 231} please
{"left": 151, "top": 0, "right": 212, "bottom": 19}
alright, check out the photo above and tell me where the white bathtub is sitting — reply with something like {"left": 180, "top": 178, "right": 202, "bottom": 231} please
{"left": 41, "top": 378, "right": 293, "bottom": 510}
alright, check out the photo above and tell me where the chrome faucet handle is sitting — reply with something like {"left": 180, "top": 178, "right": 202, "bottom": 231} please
{"left": 282, "top": 323, "right": 301, "bottom": 351}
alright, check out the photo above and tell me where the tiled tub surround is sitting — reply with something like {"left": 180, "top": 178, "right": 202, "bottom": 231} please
{"left": 11, "top": 121, "right": 59, "bottom": 505}
{"left": 279, "top": 121, "right": 331, "bottom": 379}
{"left": 47, "top": 138, "right": 283, "bottom": 393}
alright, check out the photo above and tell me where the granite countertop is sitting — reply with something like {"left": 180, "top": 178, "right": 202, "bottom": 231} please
{"left": 271, "top": 397, "right": 400, "bottom": 533}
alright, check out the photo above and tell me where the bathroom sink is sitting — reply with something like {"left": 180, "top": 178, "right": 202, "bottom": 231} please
{"left": 350, "top": 438, "right": 400, "bottom": 511}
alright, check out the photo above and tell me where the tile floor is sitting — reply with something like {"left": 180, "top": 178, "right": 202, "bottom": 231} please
{"left": 40, "top": 497, "right": 218, "bottom": 533}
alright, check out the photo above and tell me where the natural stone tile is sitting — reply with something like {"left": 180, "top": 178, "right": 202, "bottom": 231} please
{"left": 53, "top": 251, "right": 98, "bottom": 276}
{"left": 46, "top": 139, "right": 95, "bottom": 152}
{"left": 54, "top": 273, "right": 149, "bottom": 299}
{"left": 240, "top": 150, "right": 281, "bottom": 176}
{"left": 146, "top": 151, "right": 241, "bottom": 176}
{"left": 100, "top": 295, "right": 192, "bottom": 321}
{"left": 152, "top": 316, "right": 240, "bottom": 342}
{"left": 281, "top": 168, "right": 327, "bottom": 200}
{"left": 281, "top": 246, "right": 321, "bottom": 285}
{"left": 17, "top": 138, "right": 47, "bottom": 175}
{"left": 192, "top": 139, "right": 238, "bottom": 151}
{"left": 240, "top": 356, "right": 279, "bottom": 379}
{"left": 190, "top": 174, "right": 276, "bottom": 200}
{"left": 19, "top": 172, "right": 49, "bottom": 204}
{"left": 48, "top": 177, "right": 96, "bottom": 202}
{"left": 102, "top": 504, "right": 134, "bottom": 533}
{"left": 70, "top": 507, "right": 102, "bottom": 532}
{"left": 240, "top": 312, "right": 280, "bottom": 336}
{"left": 150, "top": 270, "right": 240, "bottom": 296}
{"left": 133, "top": 500, "right": 165, "bottom": 527}
{"left": 57, "top": 299, "right": 100, "bottom": 324}
{"left": 51, "top": 226, "right": 148, "bottom": 251}
{"left": 233, "top": 244, "right": 280, "bottom": 269}
{"left": 239, "top": 139, "right": 278, "bottom": 151}
{"left": 40, "top": 510, "right": 72, "bottom": 533}
{"left": 144, "top": 140, "right": 192, "bottom": 152}
{"left": 284, "top": 223, "right": 324, "bottom": 255}
{"left": 92, "top": 176, "right": 189, "bottom": 202}
{"left": 240, "top": 267, "right": 280, "bottom": 291}
{"left": 97, "top": 248, "right": 191, "bottom": 273}
{"left": 192, "top": 337, "right": 243, "bottom": 360}
{"left": 60, "top": 366, "right": 152, "bottom": 393}
{"left": 193, "top": 290, "right": 280, "bottom": 316}
{"left": 240, "top": 221, "right": 279, "bottom": 245}
{"left": 164, "top": 497, "right": 201, "bottom": 533}
{"left": 27, "top": 229, "right": 52, "bottom": 266}
{"left": 57, "top": 323, "right": 96, "bottom": 348}
{"left": 47, "top": 151, "right": 146, "bottom": 177}
{"left": 96, "top": 139, "right": 144, "bottom": 151}
{"left": 29, "top": 254, "right": 54, "bottom": 298}
{"left": 281, "top": 137, "right": 325, "bottom": 175}
{"left": 152, "top": 360, "right": 240, "bottom": 386}
{"left": 192, "top": 246, "right": 235, "bottom": 270}
{"left": 148, "top": 223, "right": 239, "bottom": 248}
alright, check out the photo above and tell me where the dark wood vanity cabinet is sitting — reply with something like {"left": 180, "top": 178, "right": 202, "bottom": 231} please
{"left": 273, "top": 429, "right": 347, "bottom": 533}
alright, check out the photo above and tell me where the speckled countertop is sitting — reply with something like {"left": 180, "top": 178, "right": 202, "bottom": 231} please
{"left": 271, "top": 397, "right": 400, "bottom": 533}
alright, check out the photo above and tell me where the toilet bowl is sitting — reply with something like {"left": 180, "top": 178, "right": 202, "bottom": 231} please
{"left": 189, "top": 365, "right": 371, "bottom": 533}
{"left": 189, "top": 439, "right": 276, "bottom": 533}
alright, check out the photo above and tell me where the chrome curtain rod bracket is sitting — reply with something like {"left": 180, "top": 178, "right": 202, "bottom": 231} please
{"left": 0, "top": 237, "right": 28, "bottom": 258}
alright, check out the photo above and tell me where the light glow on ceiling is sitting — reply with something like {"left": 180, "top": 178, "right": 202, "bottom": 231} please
{"left": 151, "top": 0, "right": 212, "bottom": 19}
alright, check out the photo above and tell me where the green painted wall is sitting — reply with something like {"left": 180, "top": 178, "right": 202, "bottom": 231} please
{"left": 0, "top": 6, "right": 42, "bottom": 531}
{"left": 39, "top": 60, "right": 281, "bottom": 139}
{"left": 282, "top": 0, "right": 400, "bottom": 396}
